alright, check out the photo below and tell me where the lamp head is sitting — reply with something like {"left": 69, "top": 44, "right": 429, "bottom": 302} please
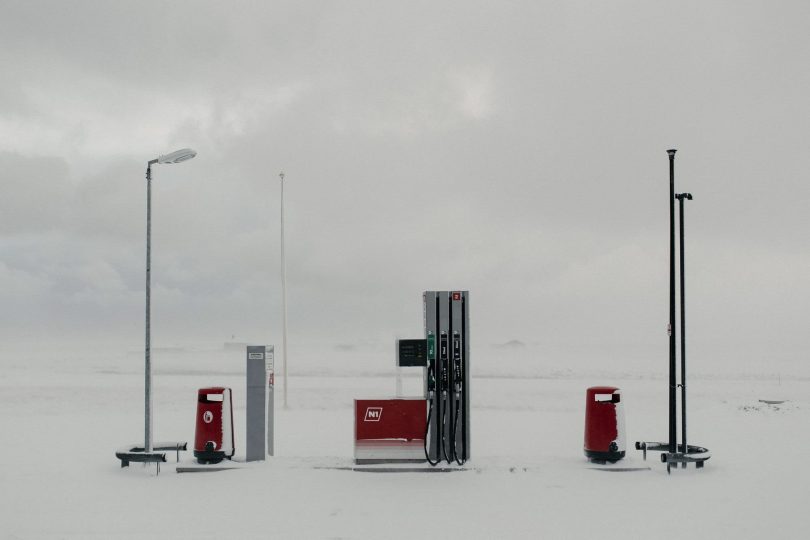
{"left": 157, "top": 148, "right": 197, "bottom": 164}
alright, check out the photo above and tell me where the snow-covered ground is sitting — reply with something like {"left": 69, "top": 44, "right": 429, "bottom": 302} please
{"left": 1, "top": 347, "right": 807, "bottom": 539}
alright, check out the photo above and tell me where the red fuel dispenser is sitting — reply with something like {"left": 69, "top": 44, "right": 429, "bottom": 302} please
{"left": 194, "top": 387, "right": 235, "bottom": 464}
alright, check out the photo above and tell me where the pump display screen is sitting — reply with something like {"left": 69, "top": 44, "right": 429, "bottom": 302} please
{"left": 397, "top": 339, "right": 428, "bottom": 367}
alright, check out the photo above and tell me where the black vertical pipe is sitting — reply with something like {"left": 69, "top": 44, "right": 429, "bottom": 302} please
{"left": 461, "top": 295, "right": 467, "bottom": 462}
{"left": 679, "top": 195, "right": 685, "bottom": 454}
{"left": 435, "top": 296, "right": 442, "bottom": 462}
{"left": 677, "top": 193, "right": 692, "bottom": 454}
{"left": 442, "top": 295, "right": 452, "bottom": 463}
{"left": 667, "top": 149, "right": 677, "bottom": 453}
{"left": 145, "top": 163, "right": 152, "bottom": 453}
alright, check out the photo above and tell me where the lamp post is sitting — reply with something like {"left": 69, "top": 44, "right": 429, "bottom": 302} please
{"left": 279, "top": 171, "right": 289, "bottom": 409}
{"left": 144, "top": 148, "right": 197, "bottom": 452}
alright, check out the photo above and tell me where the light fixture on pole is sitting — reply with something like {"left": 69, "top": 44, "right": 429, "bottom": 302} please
{"left": 279, "top": 171, "right": 289, "bottom": 409}
{"left": 144, "top": 148, "right": 197, "bottom": 452}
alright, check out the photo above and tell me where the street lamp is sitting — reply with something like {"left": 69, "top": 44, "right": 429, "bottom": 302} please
{"left": 144, "top": 148, "right": 197, "bottom": 452}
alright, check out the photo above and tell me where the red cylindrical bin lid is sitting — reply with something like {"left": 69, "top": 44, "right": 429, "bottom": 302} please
{"left": 587, "top": 386, "right": 619, "bottom": 394}
{"left": 198, "top": 387, "right": 227, "bottom": 394}
{"left": 586, "top": 386, "right": 621, "bottom": 402}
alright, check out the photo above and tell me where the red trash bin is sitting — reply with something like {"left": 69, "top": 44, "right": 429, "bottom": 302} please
{"left": 584, "top": 386, "right": 626, "bottom": 462}
{"left": 194, "top": 387, "right": 235, "bottom": 464}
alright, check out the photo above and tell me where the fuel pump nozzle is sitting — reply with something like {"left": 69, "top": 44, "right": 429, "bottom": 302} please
{"left": 426, "top": 333, "right": 437, "bottom": 398}
{"left": 452, "top": 332, "right": 462, "bottom": 397}
{"left": 426, "top": 370, "right": 436, "bottom": 399}
{"left": 439, "top": 331, "right": 451, "bottom": 462}
{"left": 424, "top": 332, "right": 440, "bottom": 466}
{"left": 451, "top": 331, "right": 465, "bottom": 465}
{"left": 439, "top": 332, "right": 449, "bottom": 396}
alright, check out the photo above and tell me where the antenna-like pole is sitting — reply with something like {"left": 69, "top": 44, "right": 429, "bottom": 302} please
{"left": 676, "top": 192, "right": 693, "bottom": 457}
{"left": 280, "top": 171, "right": 289, "bottom": 409}
{"left": 145, "top": 163, "right": 153, "bottom": 452}
{"left": 667, "top": 149, "right": 677, "bottom": 454}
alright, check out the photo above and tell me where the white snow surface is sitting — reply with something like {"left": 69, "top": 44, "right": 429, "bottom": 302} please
{"left": 1, "top": 346, "right": 808, "bottom": 539}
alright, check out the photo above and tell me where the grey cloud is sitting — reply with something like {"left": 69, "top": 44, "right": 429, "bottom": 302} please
{"left": 0, "top": 152, "right": 71, "bottom": 233}
{"left": 1, "top": 1, "right": 809, "bottom": 375}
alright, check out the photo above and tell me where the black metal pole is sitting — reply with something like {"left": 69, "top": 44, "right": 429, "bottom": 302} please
{"left": 677, "top": 192, "right": 692, "bottom": 456}
{"left": 145, "top": 161, "right": 155, "bottom": 453}
{"left": 667, "top": 149, "right": 677, "bottom": 453}
{"left": 679, "top": 195, "right": 685, "bottom": 455}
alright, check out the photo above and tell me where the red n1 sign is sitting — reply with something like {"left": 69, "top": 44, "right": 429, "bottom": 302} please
{"left": 354, "top": 399, "right": 426, "bottom": 441}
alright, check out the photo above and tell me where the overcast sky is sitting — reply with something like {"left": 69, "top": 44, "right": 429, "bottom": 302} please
{"left": 1, "top": 1, "right": 808, "bottom": 374}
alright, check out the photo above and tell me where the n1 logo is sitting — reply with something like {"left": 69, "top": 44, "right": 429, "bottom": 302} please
{"left": 364, "top": 407, "right": 383, "bottom": 422}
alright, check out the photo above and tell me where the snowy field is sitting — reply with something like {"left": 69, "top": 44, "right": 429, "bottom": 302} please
{"left": 2, "top": 346, "right": 808, "bottom": 539}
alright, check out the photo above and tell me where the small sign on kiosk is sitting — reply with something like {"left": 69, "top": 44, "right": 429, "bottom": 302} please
{"left": 397, "top": 339, "right": 428, "bottom": 367}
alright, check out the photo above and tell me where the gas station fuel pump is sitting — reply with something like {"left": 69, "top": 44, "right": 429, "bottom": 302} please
{"left": 423, "top": 291, "right": 470, "bottom": 466}
{"left": 353, "top": 291, "right": 470, "bottom": 466}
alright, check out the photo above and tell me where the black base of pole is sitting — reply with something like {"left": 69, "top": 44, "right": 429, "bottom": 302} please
{"left": 635, "top": 440, "right": 710, "bottom": 474}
